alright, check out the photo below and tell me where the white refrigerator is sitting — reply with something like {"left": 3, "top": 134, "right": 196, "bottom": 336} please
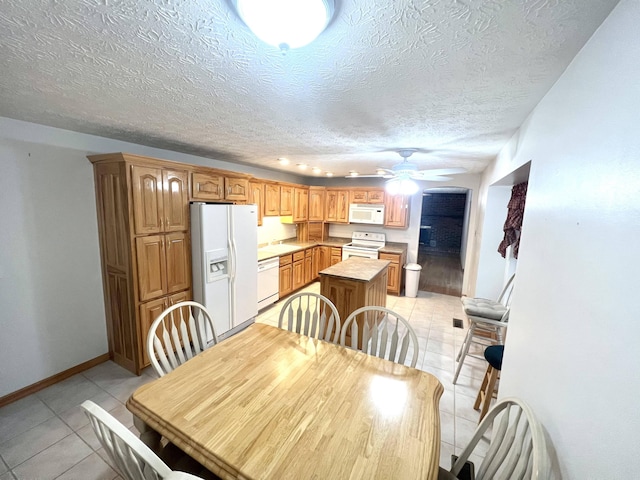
{"left": 191, "top": 203, "right": 258, "bottom": 341}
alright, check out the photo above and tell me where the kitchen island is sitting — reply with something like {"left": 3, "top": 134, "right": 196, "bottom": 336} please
{"left": 319, "top": 257, "right": 390, "bottom": 348}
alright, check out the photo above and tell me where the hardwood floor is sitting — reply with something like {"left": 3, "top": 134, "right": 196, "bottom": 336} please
{"left": 417, "top": 251, "right": 463, "bottom": 297}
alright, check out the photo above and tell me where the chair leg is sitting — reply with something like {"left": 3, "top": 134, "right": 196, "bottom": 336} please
{"left": 474, "top": 363, "right": 491, "bottom": 410}
{"left": 473, "top": 364, "right": 499, "bottom": 423}
{"left": 453, "top": 324, "right": 476, "bottom": 384}
{"left": 456, "top": 324, "right": 473, "bottom": 362}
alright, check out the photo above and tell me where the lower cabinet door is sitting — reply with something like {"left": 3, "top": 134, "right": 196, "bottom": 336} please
{"left": 139, "top": 297, "right": 168, "bottom": 367}
{"left": 279, "top": 264, "right": 292, "bottom": 296}
{"left": 292, "top": 260, "right": 305, "bottom": 290}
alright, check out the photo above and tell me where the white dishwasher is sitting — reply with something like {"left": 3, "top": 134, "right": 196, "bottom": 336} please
{"left": 257, "top": 257, "right": 280, "bottom": 310}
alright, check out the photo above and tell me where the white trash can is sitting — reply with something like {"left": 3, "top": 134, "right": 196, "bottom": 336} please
{"left": 404, "top": 263, "right": 422, "bottom": 298}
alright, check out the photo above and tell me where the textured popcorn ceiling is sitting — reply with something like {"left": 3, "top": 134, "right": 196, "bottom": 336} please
{"left": 0, "top": 0, "right": 618, "bottom": 176}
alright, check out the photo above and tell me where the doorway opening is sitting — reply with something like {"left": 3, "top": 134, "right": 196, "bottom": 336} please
{"left": 417, "top": 188, "right": 470, "bottom": 296}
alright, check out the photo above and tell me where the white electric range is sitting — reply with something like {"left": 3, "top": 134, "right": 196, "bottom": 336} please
{"left": 341, "top": 232, "right": 386, "bottom": 260}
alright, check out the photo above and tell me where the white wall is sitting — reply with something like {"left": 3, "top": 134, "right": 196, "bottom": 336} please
{"left": 474, "top": 186, "right": 511, "bottom": 299}
{"left": 0, "top": 118, "right": 305, "bottom": 397}
{"left": 257, "top": 216, "right": 297, "bottom": 246}
{"left": 473, "top": 1, "right": 640, "bottom": 477}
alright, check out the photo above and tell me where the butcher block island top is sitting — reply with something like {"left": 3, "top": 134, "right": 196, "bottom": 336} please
{"left": 127, "top": 324, "right": 443, "bottom": 480}
{"left": 320, "top": 257, "right": 391, "bottom": 282}
{"left": 320, "top": 258, "right": 390, "bottom": 348}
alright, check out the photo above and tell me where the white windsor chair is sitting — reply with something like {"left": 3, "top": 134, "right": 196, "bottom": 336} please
{"left": 438, "top": 397, "right": 550, "bottom": 480}
{"left": 340, "top": 306, "right": 420, "bottom": 367}
{"left": 147, "top": 301, "right": 218, "bottom": 377}
{"left": 278, "top": 292, "right": 341, "bottom": 343}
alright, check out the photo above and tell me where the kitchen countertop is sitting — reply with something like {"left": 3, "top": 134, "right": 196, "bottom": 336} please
{"left": 319, "top": 257, "right": 391, "bottom": 282}
{"left": 379, "top": 241, "right": 408, "bottom": 255}
{"left": 257, "top": 237, "right": 407, "bottom": 262}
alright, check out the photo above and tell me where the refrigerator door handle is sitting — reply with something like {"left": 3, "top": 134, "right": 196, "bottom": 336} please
{"left": 228, "top": 208, "right": 237, "bottom": 326}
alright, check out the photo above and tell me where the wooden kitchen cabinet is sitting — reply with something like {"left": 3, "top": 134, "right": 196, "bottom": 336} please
{"left": 192, "top": 171, "right": 224, "bottom": 201}
{"left": 132, "top": 166, "right": 188, "bottom": 235}
{"left": 384, "top": 194, "right": 410, "bottom": 228}
{"left": 192, "top": 171, "right": 249, "bottom": 202}
{"left": 89, "top": 153, "right": 192, "bottom": 375}
{"left": 279, "top": 254, "right": 293, "bottom": 297}
{"left": 292, "top": 258, "right": 305, "bottom": 291}
{"left": 135, "top": 232, "right": 190, "bottom": 302}
{"left": 308, "top": 187, "right": 325, "bottom": 221}
{"left": 318, "top": 246, "right": 331, "bottom": 272}
{"left": 379, "top": 251, "right": 406, "bottom": 295}
{"left": 280, "top": 185, "right": 293, "bottom": 215}
{"left": 224, "top": 176, "right": 249, "bottom": 201}
{"left": 249, "top": 181, "right": 264, "bottom": 226}
{"left": 138, "top": 290, "right": 191, "bottom": 367}
{"left": 264, "top": 182, "right": 280, "bottom": 216}
{"left": 304, "top": 249, "right": 313, "bottom": 284}
{"left": 325, "top": 189, "right": 349, "bottom": 223}
{"left": 330, "top": 247, "right": 342, "bottom": 266}
{"left": 311, "top": 247, "right": 321, "bottom": 279}
{"left": 349, "top": 189, "right": 385, "bottom": 205}
{"left": 293, "top": 187, "right": 309, "bottom": 222}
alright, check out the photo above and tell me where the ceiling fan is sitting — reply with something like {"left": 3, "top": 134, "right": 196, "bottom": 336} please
{"left": 346, "top": 149, "right": 466, "bottom": 181}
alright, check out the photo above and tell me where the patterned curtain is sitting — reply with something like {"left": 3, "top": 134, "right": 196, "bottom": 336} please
{"left": 498, "top": 182, "right": 528, "bottom": 259}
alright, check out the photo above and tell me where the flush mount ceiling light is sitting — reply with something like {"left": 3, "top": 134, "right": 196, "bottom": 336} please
{"left": 232, "top": 0, "right": 335, "bottom": 52}
{"left": 297, "top": 163, "right": 307, "bottom": 170}
{"left": 312, "top": 167, "right": 322, "bottom": 174}
{"left": 278, "top": 157, "right": 290, "bottom": 165}
{"left": 325, "top": 172, "right": 334, "bottom": 177}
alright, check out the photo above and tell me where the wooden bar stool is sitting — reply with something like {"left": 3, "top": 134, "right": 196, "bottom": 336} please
{"left": 474, "top": 345, "right": 504, "bottom": 422}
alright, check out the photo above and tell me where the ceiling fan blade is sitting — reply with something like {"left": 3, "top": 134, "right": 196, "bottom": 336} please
{"left": 411, "top": 175, "right": 453, "bottom": 182}
{"left": 344, "top": 174, "right": 384, "bottom": 178}
{"left": 415, "top": 167, "right": 467, "bottom": 176}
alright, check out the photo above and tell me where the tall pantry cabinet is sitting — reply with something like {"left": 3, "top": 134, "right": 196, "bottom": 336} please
{"left": 89, "top": 153, "right": 192, "bottom": 375}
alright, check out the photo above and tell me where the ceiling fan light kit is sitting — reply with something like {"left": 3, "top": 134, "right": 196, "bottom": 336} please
{"left": 346, "top": 149, "right": 466, "bottom": 194}
{"left": 385, "top": 177, "right": 420, "bottom": 195}
{"left": 232, "top": 0, "right": 335, "bottom": 52}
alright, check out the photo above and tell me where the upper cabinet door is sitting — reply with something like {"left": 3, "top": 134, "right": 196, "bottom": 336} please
{"left": 249, "top": 181, "right": 264, "bottom": 226}
{"left": 336, "top": 190, "right": 349, "bottom": 223}
{"left": 132, "top": 166, "right": 163, "bottom": 235}
{"left": 367, "top": 190, "right": 385, "bottom": 204}
{"left": 308, "top": 187, "right": 324, "bottom": 221}
{"left": 384, "top": 194, "right": 410, "bottom": 228}
{"left": 225, "top": 176, "right": 249, "bottom": 202}
{"left": 280, "top": 185, "right": 293, "bottom": 215}
{"left": 264, "top": 183, "right": 280, "bottom": 216}
{"left": 293, "top": 188, "right": 308, "bottom": 222}
{"left": 163, "top": 170, "right": 189, "bottom": 232}
{"left": 192, "top": 172, "right": 224, "bottom": 201}
{"left": 350, "top": 190, "right": 368, "bottom": 204}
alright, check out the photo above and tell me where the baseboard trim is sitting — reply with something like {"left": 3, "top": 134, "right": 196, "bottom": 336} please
{"left": 0, "top": 353, "right": 111, "bottom": 408}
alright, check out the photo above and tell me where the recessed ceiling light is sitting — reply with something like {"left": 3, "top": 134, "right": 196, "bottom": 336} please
{"left": 326, "top": 172, "right": 333, "bottom": 177}
{"left": 312, "top": 167, "right": 322, "bottom": 174}
{"left": 297, "top": 164, "right": 307, "bottom": 170}
{"left": 349, "top": 171, "right": 359, "bottom": 177}
{"left": 376, "top": 169, "right": 386, "bottom": 175}
{"left": 278, "top": 157, "right": 289, "bottom": 165}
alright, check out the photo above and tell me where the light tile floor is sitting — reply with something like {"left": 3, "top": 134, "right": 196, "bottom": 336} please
{"left": 0, "top": 283, "right": 490, "bottom": 479}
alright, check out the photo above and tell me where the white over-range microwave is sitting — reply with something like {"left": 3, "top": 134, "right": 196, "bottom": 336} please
{"left": 348, "top": 204, "right": 385, "bottom": 225}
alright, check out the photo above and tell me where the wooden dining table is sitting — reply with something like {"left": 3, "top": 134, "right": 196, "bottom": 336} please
{"left": 127, "top": 323, "right": 444, "bottom": 480}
